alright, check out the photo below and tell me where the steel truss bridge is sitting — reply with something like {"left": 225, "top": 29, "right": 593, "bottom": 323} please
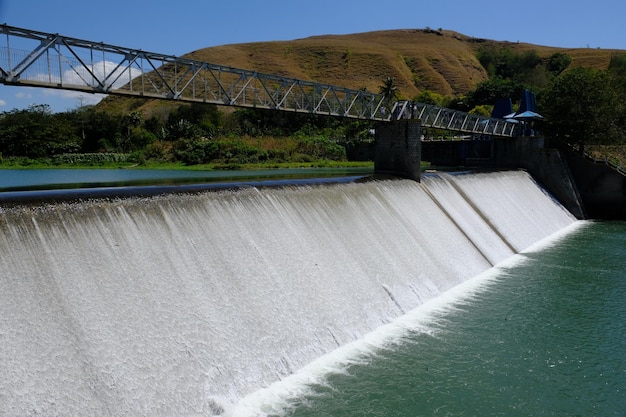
{"left": 0, "top": 24, "right": 517, "bottom": 137}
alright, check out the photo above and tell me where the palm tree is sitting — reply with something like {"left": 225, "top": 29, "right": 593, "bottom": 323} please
{"left": 379, "top": 77, "right": 399, "bottom": 104}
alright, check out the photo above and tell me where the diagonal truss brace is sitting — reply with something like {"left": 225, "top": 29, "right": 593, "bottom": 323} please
{"left": 391, "top": 101, "right": 518, "bottom": 137}
{"left": 0, "top": 24, "right": 389, "bottom": 120}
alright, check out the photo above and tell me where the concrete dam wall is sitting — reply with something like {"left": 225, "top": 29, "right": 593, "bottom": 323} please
{"left": 0, "top": 171, "right": 576, "bottom": 416}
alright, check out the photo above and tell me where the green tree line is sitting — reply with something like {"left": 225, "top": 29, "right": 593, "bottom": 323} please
{"left": 0, "top": 102, "right": 375, "bottom": 166}
{"left": 1, "top": 48, "right": 625, "bottom": 166}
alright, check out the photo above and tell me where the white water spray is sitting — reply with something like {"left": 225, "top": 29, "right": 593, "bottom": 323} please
{"left": 0, "top": 171, "right": 576, "bottom": 416}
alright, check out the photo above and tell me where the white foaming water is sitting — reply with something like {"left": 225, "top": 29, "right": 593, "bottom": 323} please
{"left": 233, "top": 219, "right": 588, "bottom": 417}
{"left": 0, "top": 171, "right": 576, "bottom": 416}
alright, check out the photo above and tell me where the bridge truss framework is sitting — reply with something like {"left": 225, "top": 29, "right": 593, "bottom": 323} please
{"left": 0, "top": 24, "right": 517, "bottom": 137}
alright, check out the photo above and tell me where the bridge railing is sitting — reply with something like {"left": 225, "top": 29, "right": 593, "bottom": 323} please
{"left": 391, "top": 100, "right": 517, "bottom": 137}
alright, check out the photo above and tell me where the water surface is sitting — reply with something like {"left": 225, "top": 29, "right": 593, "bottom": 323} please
{"left": 0, "top": 167, "right": 373, "bottom": 192}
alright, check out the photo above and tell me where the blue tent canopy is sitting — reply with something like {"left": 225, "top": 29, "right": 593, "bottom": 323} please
{"left": 519, "top": 89, "right": 538, "bottom": 113}
{"left": 512, "top": 110, "right": 544, "bottom": 120}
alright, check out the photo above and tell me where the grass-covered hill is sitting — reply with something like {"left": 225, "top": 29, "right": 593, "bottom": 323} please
{"left": 98, "top": 28, "right": 622, "bottom": 116}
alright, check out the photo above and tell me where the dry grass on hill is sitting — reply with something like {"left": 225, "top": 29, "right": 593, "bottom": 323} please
{"left": 98, "top": 28, "right": 622, "bottom": 117}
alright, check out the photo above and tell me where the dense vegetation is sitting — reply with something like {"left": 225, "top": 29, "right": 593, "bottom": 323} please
{"left": 1, "top": 29, "right": 625, "bottom": 168}
{"left": 0, "top": 103, "right": 375, "bottom": 168}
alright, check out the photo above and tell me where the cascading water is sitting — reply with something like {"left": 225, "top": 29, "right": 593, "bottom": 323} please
{"left": 0, "top": 170, "right": 576, "bottom": 416}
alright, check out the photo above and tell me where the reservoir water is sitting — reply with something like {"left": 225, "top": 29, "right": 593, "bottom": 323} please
{"left": 0, "top": 167, "right": 373, "bottom": 192}
{"left": 2, "top": 169, "right": 621, "bottom": 416}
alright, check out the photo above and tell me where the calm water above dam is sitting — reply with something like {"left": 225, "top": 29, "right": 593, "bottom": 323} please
{"left": 0, "top": 167, "right": 373, "bottom": 192}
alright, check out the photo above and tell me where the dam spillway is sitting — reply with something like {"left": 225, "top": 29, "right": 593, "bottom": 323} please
{"left": 0, "top": 170, "right": 576, "bottom": 416}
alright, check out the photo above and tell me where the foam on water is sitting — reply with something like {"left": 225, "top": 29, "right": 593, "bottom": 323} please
{"left": 231, "top": 220, "right": 589, "bottom": 417}
{"left": 0, "top": 170, "right": 577, "bottom": 416}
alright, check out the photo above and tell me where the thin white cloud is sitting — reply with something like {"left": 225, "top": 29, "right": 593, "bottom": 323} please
{"left": 42, "top": 60, "right": 143, "bottom": 91}
{"left": 15, "top": 91, "right": 33, "bottom": 99}
{"left": 33, "top": 59, "right": 143, "bottom": 109}
{"left": 42, "top": 89, "right": 107, "bottom": 107}
{"left": 0, "top": 99, "right": 6, "bottom": 106}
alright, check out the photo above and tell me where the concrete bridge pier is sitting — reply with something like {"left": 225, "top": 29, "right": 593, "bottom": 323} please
{"left": 374, "top": 120, "right": 422, "bottom": 181}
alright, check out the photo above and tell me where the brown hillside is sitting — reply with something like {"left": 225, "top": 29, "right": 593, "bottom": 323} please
{"left": 98, "top": 28, "right": 622, "bottom": 116}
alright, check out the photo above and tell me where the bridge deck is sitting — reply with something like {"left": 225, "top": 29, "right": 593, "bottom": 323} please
{"left": 0, "top": 24, "right": 517, "bottom": 137}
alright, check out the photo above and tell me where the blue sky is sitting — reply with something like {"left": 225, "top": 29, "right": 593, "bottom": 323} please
{"left": 1, "top": 0, "right": 624, "bottom": 113}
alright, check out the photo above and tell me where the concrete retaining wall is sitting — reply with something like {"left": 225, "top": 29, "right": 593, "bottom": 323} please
{"left": 422, "top": 140, "right": 493, "bottom": 167}
{"left": 557, "top": 144, "right": 626, "bottom": 220}
{"left": 489, "top": 137, "right": 586, "bottom": 219}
